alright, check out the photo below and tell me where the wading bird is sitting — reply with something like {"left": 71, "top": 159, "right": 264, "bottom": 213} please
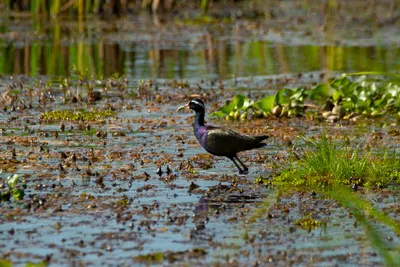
{"left": 178, "top": 99, "right": 268, "bottom": 174}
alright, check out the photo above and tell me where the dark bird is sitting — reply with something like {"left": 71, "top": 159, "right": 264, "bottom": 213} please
{"left": 178, "top": 99, "right": 268, "bottom": 174}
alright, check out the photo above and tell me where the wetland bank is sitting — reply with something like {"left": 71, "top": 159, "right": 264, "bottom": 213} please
{"left": 1, "top": 1, "right": 400, "bottom": 266}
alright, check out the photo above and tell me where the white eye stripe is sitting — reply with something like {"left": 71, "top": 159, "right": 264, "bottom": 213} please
{"left": 191, "top": 100, "right": 205, "bottom": 109}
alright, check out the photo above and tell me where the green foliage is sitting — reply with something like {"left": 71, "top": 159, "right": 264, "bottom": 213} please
{"left": 253, "top": 134, "right": 400, "bottom": 265}
{"left": 254, "top": 95, "right": 274, "bottom": 113}
{"left": 12, "top": 189, "right": 25, "bottom": 201}
{"left": 272, "top": 135, "right": 400, "bottom": 188}
{"left": 39, "top": 109, "right": 116, "bottom": 122}
{"left": 133, "top": 249, "right": 207, "bottom": 264}
{"left": 212, "top": 72, "right": 400, "bottom": 121}
{"left": 7, "top": 174, "right": 21, "bottom": 188}
{"left": 2, "top": 174, "right": 25, "bottom": 202}
{"left": 294, "top": 215, "right": 322, "bottom": 232}
{"left": 210, "top": 87, "right": 310, "bottom": 120}
{"left": 134, "top": 252, "right": 164, "bottom": 263}
{"left": 26, "top": 261, "right": 48, "bottom": 267}
{"left": 331, "top": 74, "right": 400, "bottom": 118}
{"left": 210, "top": 94, "right": 253, "bottom": 121}
{"left": 0, "top": 259, "right": 13, "bottom": 267}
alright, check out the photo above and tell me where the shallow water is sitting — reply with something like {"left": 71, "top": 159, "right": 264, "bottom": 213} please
{"left": 0, "top": 90, "right": 399, "bottom": 266}
{"left": 1, "top": 4, "right": 400, "bottom": 266}
{"left": 2, "top": 12, "right": 400, "bottom": 79}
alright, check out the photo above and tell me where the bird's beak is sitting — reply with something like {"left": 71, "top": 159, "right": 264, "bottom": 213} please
{"left": 176, "top": 102, "right": 190, "bottom": 112}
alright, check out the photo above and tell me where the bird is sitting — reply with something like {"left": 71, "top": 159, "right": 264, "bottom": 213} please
{"left": 178, "top": 99, "right": 268, "bottom": 174}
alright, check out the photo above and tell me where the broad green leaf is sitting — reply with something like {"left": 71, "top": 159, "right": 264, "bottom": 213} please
{"left": 356, "top": 99, "right": 371, "bottom": 112}
{"left": 333, "top": 91, "right": 342, "bottom": 102}
{"left": 209, "top": 111, "right": 226, "bottom": 118}
{"left": 275, "top": 89, "right": 293, "bottom": 105}
{"left": 220, "top": 101, "right": 235, "bottom": 114}
{"left": 331, "top": 76, "right": 348, "bottom": 88}
{"left": 12, "top": 189, "right": 25, "bottom": 201}
{"left": 232, "top": 94, "right": 246, "bottom": 109}
{"left": 310, "top": 84, "right": 330, "bottom": 100}
{"left": 255, "top": 95, "right": 275, "bottom": 113}
{"left": 342, "top": 82, "right": 355, "bottom": 95}
{"left": 242, "top": 98, "right": 253, "bottom": 110}
{"left": 373, "top": 96, "right": 386, "bottom": 108}
{"left": 341, "top": 100, "right": 354, "bottom": 111}
{"left": 7, "top": 174, "right": 21, "bottom": 189}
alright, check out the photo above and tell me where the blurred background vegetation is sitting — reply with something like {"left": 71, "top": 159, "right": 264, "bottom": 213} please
{"left": 1, "top": 0, "right": 400, "bottom": 79}
{"left": 3, "top": 0, "right": 259, "bottom": 15}
{"left": 2, "top": 0, "right": 398, "bottom": 18}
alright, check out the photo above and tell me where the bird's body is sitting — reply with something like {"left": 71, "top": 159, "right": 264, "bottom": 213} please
{"left": 182, "top": 99, "right": 268, "bottom": 174}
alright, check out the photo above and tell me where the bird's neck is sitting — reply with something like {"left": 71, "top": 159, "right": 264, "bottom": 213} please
{"left": 194, "top": 111, "right": 205, "bottom": 128}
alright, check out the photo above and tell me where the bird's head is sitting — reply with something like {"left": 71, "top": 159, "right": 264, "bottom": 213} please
{"left": 177, "top": 99, "right": 205, "bottom": 113}
{"left": 187, "top": 99, "right": 205, "bottom": 112}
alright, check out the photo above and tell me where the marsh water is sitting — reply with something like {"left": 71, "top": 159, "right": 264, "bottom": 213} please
{"left": 1, "top": 3, "right": 400, "bottom": 266}
{"left": 2, "top": 14, "right": 400, "bottom": 79}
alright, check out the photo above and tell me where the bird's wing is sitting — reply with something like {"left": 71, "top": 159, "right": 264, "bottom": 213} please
{"left": 205, "top": 127, "right": 255, "bottom": 156}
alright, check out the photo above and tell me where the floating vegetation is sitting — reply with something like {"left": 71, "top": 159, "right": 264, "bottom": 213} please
{"left": 133, "top": 249, "right": 207, "bottom": 264}
{"left": 1, "top": 174, "right": 25, "bottom": 202}
{"left": 0, "top": 159, "right": 20, "bottom": 172}
{"left": 25, "top": 260, "right": 49, "bottom": 267}
{"left": 294, "top": 215, "right": 322, "bottom": 232}
{"left": 211, "top": 72, "right": 400, "bottom": 121}
{"left": 134, "top": 252, "right": 164, "bottom": 263}
{"left": 39, "top": 109, "right": 116, "bottom": 122}
{"left": 0, "top": 259, "right": 12, "bottom": 267}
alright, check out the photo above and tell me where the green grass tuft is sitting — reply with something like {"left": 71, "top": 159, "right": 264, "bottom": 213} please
{"left": 272, "top": 134, "right": 400, "bottom": 189}
{"left": 253, "top": 134, "right": 400, "bottom": 265}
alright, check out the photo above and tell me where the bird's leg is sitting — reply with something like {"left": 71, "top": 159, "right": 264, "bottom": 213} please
{"left": 228, "top": 156, "right": 245, "bottom": 174}
{"left": 234, "top": 156, "right": 248, "bottom": 174}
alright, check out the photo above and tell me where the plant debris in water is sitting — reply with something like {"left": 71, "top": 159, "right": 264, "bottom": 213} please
{"left": 39, "top": 109, "right": 116, "bottom": 122}
{"left": 294, "top": 215, "right": 322, "bottom": 231}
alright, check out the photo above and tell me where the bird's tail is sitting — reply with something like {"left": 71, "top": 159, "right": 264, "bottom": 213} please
{"left": 252, "top": 135, "right": 269, "bottom": 148}
{"left": 256, "top": 135, "right": 269, "bottom": 142}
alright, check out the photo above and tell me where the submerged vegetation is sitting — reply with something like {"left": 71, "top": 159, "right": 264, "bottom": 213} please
{"left": 39, "top": 109, "right": 116, "bottom": 122}
{"left": 212, "top": 72, "right": 400, "bottom": 121}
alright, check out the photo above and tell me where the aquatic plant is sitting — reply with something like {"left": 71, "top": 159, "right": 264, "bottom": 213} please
{"left": 0, "top": 259, "right": 12, "bottom": 267}
{"left": 133, "top": 248, "right": 207, "bottom": 264}
{"left": 294, "top": 215, "right": 323, "bottom": 232}
{"left": 254, "top": 134, "right": 400, "bottom": 265}
{"left": 39, "top": 109, "right": 116, "bottom": 122}
{"left": 256, "top": 134, "right": 400, "bottom": 189}
{"left": 212, "top": 72, "right": 400, "bottom": 121}
{"left": 1, "top": 174, "right": 25, "bottom": 201}
{"left": 209, "top": 94, "right": 254, "bottom": 121}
